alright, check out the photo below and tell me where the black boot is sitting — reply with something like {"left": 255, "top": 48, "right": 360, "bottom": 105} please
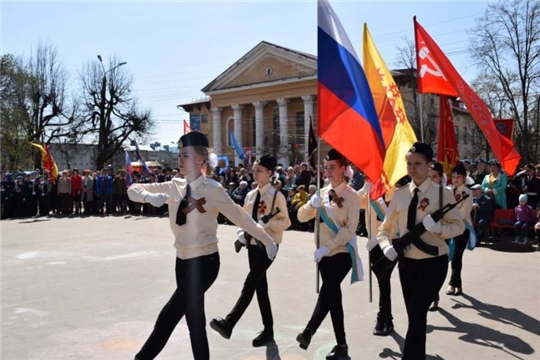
{"left": 326, "top": 344, "right": 348, "bottom": 359}
{"left": 209, "top": 318, "right": 232, "bottom": 339}
{"left": 252, "top": 329, "right": 274, "bottom": 347}
{"left": 296, "top": 327, "right": 313, "bottom": 350}
{"left": 373, "top": 320, "right": 393, "bottom": 336}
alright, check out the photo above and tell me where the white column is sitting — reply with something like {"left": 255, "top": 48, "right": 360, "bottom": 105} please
{"left": 302, "top": 95, "right": 314, "bottom": 160}
{"left": 277, "top": 98, "right": 289, "bottom": 167}
{"left": 252, "top": 101, "right": 266, "bottom": 160}
{"left": 232, "top": 104, "right": 244, "bottom": 166}
{"left": 211, "top": 107, "right": 222, "bottom": 154}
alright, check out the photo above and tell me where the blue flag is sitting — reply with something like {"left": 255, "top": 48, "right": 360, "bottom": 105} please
{"left": 229, "top": 130, "right": 246, "bottom": 161}
{"left": 124, "top": 150, "right": 133, "bottom": 186}
{"left": 133, "top": 140, "right": 151, "bottom": 175}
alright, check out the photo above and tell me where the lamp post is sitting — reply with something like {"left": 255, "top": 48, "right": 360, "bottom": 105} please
{"left": 96, "top": 54, "right": 127, "bottom": 118}
{"left": 95, "top": 55, "right": 127, "bottom": 169}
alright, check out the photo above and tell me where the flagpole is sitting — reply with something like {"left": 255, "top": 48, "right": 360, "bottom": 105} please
{"left": 419, "top": 93, "right": 425, "bottom": 142}
{"left": 315, "top": 135, "right": 321, "bottom": 294}
{"left": 367, "top": 192, "right": 372, "bottom": 303}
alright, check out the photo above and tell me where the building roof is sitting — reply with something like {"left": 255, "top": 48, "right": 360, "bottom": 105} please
{"left": 201, "top": 40, "right": 317, "bottom": 94}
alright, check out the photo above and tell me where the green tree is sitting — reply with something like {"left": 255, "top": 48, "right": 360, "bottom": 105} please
{"left": 0, "top": 54, "right": 33, "bottom": 170}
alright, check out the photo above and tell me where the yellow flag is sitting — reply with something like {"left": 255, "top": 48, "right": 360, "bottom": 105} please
{"left": 31, "top": 142, "right": 59, "bottom": 181}
{"left": 363, "top": 24, "right": 417, "bottom": 198}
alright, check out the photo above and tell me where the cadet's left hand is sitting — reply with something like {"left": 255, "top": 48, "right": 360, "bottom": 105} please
{"left": 366, "top": 237, "right": 378, "bottom": 251}
{"left": 258, "top": 219, "right": 270, "bottom": 229}
{"left": 265, "top": 241, "right": 278, "bottom": 261}
{"left": 313, "top": 246, "right": 331, "bottom": 262}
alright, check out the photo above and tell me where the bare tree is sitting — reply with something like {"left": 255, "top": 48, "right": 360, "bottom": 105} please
{"left": 26, "top": 42, "right": 75, "bottom": 145}
{"left": 79, "top": 55, "right": 154, "bottom": 170}
{"left": 395, "top": 37, "right": 438, "bottom": 147}
{"left": 469, "top": 0, "right": 540, "bottom": 163}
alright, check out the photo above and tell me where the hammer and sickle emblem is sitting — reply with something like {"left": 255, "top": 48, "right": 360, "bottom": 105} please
{"left": 418, "top": 43, "right": 447, "bottom": 80}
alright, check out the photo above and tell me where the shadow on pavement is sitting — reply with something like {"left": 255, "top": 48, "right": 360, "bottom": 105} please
{"left": 381, "top": 330, "right": 444, "bottom": 359}
{"left": 427, "top": 307, "right": 534, "bottom": 358}
{"left": 19, "top": 218, "right": 52, "bottom": 224}
{"left": 264, "top": 340, "right": 281, "bottom": 360}
{"left": 455, "top": 293, "right": 540, "bottom": 337}
{"left": 380, "top": 347, "right": 444, "bottom": 359}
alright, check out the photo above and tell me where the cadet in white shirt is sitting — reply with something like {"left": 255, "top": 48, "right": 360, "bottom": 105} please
{"left": 446, "top": 162, "right": 473, "bottom": 296}
{"left": 210, "top": 155, "right": 291, "bottom": 347}
{"left": 296, "top": 149, "right": 360, "bottom": 360}
{"left": 377, "top": 142, "right": 464, "bottom": 360}
{"left": 127, "top": 132, "right": 278, "bottom": 360}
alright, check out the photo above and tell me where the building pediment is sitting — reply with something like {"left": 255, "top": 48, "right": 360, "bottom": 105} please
{"left": 202, "top": 41, "right": 317, "bottom": 94}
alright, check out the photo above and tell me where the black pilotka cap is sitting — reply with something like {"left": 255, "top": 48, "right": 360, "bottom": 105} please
{"left": 409, "top": 142, "right": 433, "bottom": 162}
{"left": 452, "top": 162, "right": 467, "bottom": 176}
{"left": 179, "top": 131, "right": 209, "bottom": 148}
{"left": 325, "top": 148, "right": 346, "bottom": 162}
{"left": 257, "top": 155, "right": 277, "bottom": 171}
{"left": 430, "top": 162, "right": 444, "bottom": 176}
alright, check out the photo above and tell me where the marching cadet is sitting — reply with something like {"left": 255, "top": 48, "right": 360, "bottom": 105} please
{"left": 127, "top": 131, "right": 278, "bottom": 360}
{"left": 446, "top": 163, "right": 474, "bottom": 296}
{"left": 210, "top": 155, "right": 291, "bottom": 347}
{"left": 377, "top": 142, "right": 464, "bottom": 360}
{"left": 361, "top": 176, "right": 410, "bottom": 336}
{"left": 295, "top": 148, "right": 362, "bottom": 360}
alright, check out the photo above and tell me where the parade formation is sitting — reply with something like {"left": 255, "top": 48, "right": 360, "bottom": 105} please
{"left": 3, "top": 0, "right": 540, "bottom": 359}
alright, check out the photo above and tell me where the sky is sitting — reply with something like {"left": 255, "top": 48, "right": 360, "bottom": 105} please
{"left": 2, "top": 0, "right": 491, "bottom": 147}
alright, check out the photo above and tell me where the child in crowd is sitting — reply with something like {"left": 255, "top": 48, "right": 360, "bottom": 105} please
{"left": 514, "top": 194, "right": 536, "bottom": 244}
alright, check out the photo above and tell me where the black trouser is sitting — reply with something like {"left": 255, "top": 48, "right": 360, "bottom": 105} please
{"left": 400, "top": 255, "right": 448, "bottom": 360}
{"left": 370, "top": 245, "right": 397, "bottom": 322}
{"left": 136, "top": 253, "right": 220, "bottom": 360}
{"left": 225, "top": 243, "right": 277, "bottom": 330}
{"left": 449, "top": 230, "right": 469, "bottom": 288}
{"left": 306, "top": 253, "right": 351, "bottom": 345}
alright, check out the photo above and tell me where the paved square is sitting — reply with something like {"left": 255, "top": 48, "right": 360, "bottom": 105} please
{"left": 2, "top": 215, "right": 539, "bottom": 359}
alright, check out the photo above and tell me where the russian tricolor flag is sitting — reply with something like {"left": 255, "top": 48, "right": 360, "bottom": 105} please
{"left": 318, "top": 0, "right": 385, "bottom": 183}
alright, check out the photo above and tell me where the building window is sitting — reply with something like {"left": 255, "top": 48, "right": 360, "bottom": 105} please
{"left": 463, "top": 127, "right": 468, "bottom": 144}
{"left": 201, "top": 114, "right": 208, "bottom": 124}
{"left": 455, "top": 125, "right": 459, "bottom": 143}
{"left": 190, "top": 114, "right": 201, "bottom": 131}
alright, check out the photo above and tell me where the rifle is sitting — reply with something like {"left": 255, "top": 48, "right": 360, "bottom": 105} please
{"left": 372, "top": 193, "right": 470, "bottom": 278}
{"left": 234, "top": 208, "right": 282, "bottom": 253}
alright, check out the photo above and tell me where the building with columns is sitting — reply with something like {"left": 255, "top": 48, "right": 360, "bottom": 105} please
{"left": 178, "top": 42, "right": 483, "bottom": 169}
{"left": 178, "top": 41, "right": 319, "bottom": 167}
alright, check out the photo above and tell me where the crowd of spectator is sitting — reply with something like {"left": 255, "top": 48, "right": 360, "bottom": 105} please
{"left": 1, "top": 159, "right": 539, "bottom": 246}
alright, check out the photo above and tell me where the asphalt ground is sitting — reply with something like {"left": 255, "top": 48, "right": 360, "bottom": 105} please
{"left": 1, "top": 214, "right": 539, "bottom": 360}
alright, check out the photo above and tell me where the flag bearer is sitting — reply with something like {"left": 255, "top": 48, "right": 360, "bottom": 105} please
{"left": 295, "top": 148, "right": 363, "bottom": 360}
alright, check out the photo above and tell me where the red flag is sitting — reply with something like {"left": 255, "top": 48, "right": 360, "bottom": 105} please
{"left": 437, "top": 96, "right": 460, "bottom": 181}
{"left": 414, "top": 17, "right": 520, "bottom": 175}
{"left": 183, "top": 120, "right": 192, "bottom": 134}
{"left": 494, "top": 118, "right": 515, "bottom": 140}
